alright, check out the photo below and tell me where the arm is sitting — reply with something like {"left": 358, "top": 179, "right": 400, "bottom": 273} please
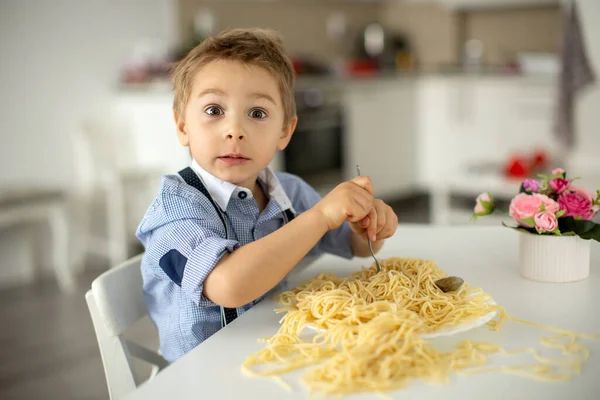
{"left": 205, "top": 177, "right": 375, "bottom": 308}
{"left": 204, "top": 209, "right": 328, "bottom": 307}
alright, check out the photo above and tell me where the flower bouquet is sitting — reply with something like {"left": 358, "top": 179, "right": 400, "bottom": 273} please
{"left": 473, "top": 168, "right": 599, "bottom": 282}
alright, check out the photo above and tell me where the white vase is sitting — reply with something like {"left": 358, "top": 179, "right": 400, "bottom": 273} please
{"left": 519, "top": 232, "right": 591, "bottom": 282}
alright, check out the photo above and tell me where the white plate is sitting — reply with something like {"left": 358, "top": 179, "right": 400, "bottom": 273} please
{"left": 302, "top": 302, "right": 498, "bottom": 340}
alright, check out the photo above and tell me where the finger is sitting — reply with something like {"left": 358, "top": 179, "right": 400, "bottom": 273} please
{"left": 349, "top": 216, "right": 369, "bottom": 232}
{"left": 379, "top": 210, "right": 399, "bottom": 239}
{"left": 367, "top": 208, "right": 377, "bottom": 242}
{"left": 374, "top": 201, "right": 386, "bottom": 234}
{"left": 348, "top": 189, "right": 373, "bottom": 220}
{"left": 350, "top": 176, "right": 374, "bottom": 195}
{"left": 349, "top": 221, "right": 364, "bottom": 235}
{"left": 360, "top": 217, "right": 370, "bottom": 228}
{"left": 348, "top": 198, "right": 369, "bottom": 222}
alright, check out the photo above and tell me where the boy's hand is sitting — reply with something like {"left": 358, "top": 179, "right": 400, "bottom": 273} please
{"left": 313, "top": 176, "right": 375, "bottom": 231}
{"left": 350, "top": 199, "right": 398, "bottom": 242}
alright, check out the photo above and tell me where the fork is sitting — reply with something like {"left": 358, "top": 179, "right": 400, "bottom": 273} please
{"left": 356, "top": 165, "right": 382, "bottom": 273}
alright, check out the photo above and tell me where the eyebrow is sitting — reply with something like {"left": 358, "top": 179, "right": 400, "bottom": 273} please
{"left": 249, "top": 92, "right": 277, "bottom": 106}
{"left": 197, "top": 88, "right": 277, "bottom": 106}
{"left": 197, "top": 88, "right": 226, "bottom": 98}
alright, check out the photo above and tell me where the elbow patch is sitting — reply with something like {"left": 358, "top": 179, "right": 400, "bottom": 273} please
{"left": 159, "top": 249, "right": 187, "bottom": 286}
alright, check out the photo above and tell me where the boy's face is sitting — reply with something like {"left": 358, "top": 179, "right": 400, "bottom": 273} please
{"left": 175, "top": 59, "right": 296, "bottom": 189}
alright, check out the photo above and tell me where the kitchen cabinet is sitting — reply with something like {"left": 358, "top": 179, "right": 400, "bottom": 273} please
{"left": 447, "top": 76, "right": 557, "bottom": 168}
{"left": 426, "top": 75, "right": 558, "bottom": 225}
{"left": 341, "top": 79, "right": 418, "bottom": 200}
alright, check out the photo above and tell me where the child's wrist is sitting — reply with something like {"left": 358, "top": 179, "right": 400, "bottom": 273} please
{"left": 305, "top": 209, "right": 331, "bottom": 235}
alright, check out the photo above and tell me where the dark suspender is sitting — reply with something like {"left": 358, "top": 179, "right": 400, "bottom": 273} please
{"left": 177, "top": 167, "right": 294, "bottom": 328}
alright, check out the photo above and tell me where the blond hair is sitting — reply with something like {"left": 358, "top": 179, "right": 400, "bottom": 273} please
{"left": 171, "top": 28, "right": 296, "bottom": 125}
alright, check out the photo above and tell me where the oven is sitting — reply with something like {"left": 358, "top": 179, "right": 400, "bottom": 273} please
{"left": 283, "top": 83, "right": 344, "bottom": 191}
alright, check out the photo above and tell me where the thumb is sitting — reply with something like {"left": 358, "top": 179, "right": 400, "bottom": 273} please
{"left": 350, "top": 176, "right": 374, "bottom": 195}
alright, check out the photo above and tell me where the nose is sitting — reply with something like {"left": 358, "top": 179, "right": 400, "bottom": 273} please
{"left": 224, "top": 122, "right": 246, "bottom": 141}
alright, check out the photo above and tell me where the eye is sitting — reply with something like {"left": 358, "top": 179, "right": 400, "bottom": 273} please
{"left": 249, "top": 109, "right": 267, "bottom": 120}
{"left": 205, "top": 105, "right": 224, "bottom": 116}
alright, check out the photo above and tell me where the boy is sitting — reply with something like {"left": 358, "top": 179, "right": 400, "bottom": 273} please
{"left": 136, "top": 28, "right": 398, "bottom": 363}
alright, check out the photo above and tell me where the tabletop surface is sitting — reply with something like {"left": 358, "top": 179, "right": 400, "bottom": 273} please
{"left": 125, "top": 225, "right": 600, "bottom": 400}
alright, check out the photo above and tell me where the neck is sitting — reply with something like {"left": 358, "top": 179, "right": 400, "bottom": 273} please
{"left": 251, "top": 180, "right": 268, "bottom": 212}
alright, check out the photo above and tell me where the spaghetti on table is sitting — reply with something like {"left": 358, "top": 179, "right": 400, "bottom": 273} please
{"left": 242, "top": 257, "right": 600, "bottom": 396}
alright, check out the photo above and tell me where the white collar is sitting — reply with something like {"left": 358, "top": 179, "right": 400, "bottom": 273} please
{"left": 189, "top": 160, "right": 294, "bottom": 213}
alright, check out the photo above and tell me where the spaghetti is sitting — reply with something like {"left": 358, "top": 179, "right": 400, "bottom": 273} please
{"left": 242, "top": 257, "right": 599, "bottom": 396}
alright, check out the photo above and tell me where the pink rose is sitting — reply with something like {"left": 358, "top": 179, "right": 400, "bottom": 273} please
{"left": 534, "top": 211, "right": 558, "bottom": 233}
{"left": 509, "top": 193, "right": 559, "bottom": 227}
{"left": 535, "top": 193, "right": 560, "bottom": 214}
{"left": 549, "top": 178, "right": 570, "bottom": 194}
{"left": 571, "top": 185, "right": 596, "bottom": 201}
{"left": 571, "top": 186, "right": 599, "bottom": 214}
{"left": 558, "top": 189, "right": 595, "bottom": 220}
{"left": 474, "top": 192, "right": 494, "bottom": 216}
{"left": 552, "top": 168, "right": 565, "bottom": 176}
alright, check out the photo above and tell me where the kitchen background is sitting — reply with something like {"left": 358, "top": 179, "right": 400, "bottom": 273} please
{"left": 0, "top": 0, "right": 599, "bottom": 398}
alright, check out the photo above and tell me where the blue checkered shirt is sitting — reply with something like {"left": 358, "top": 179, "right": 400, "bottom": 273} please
{"left": 136, "top": 168, "right": 352, "bottom": 363}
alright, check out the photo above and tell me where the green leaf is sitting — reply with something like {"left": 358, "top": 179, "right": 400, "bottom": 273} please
{"left": 519, "top": 182, "right": 527, "bottom": 193}
{"left": 579, "top": 224, "right": 600, "bottom": 242}
{"left": 558, "top": 217, "right": 598, "bottom": 240}
{"left": 556, "top": 209, "right": 566, "bottom": 218}
{"left": 521, "top": 217, "right": 535, "bottom": 227}
{"left": 538, "top": 174, "right": 548, "bottom": 179}
{"left": 561, "top": 231, "right": 577, "bottom": 236}
{"left": 540, "top": 202, "right": 546, "bottom": 212}
{"left": 502, "top": 221, "right": 536, "bottom": 235}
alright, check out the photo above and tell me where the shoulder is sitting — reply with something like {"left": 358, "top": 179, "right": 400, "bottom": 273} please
{"left": 157, "top": 174, "right": 217, "bottom": 216}
{"left": 274, "top": 171, "right": 321, "bottom": 212}
{"left": 137, "top": 174, "right": 223, "bottom": 236}
{"left": 275, "top": 171, "right": 318, "bottom": 198}
{"left": 275, "top": 171, "right": 312, "bottom": 191}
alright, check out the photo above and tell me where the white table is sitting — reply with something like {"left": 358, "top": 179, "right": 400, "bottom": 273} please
{"left": 126, "top": 225, "right": 600, "bottom": 400}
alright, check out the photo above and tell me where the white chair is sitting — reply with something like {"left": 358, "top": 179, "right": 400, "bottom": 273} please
{"left": 70, "top": 114, "right": 164, "bottom": 271}
{"left": 85, "top": 254, "right": 168, "bottom": 400}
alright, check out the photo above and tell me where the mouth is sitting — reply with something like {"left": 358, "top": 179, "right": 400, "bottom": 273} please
{"left": 218, "top": 153, "right": 250, "bottom": 165}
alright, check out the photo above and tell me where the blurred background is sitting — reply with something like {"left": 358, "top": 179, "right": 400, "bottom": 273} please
{"left": 0, "top": 0, "right": 599, "bottom": 398}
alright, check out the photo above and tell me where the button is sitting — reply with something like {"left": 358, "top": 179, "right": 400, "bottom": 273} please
{"left": 238, "top": 191, "right": 248, "bottom": 199}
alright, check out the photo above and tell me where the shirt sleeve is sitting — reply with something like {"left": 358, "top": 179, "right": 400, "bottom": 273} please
{"left": 142, "top": 209, "right": 240, "bottom": 308}
{"left": 292, "top": 178, "right": 353, "bottom": 260}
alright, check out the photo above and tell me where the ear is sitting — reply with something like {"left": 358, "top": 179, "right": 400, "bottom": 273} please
{"left": 276, "top": 115, "right": 297, "bottom": 151}
{"left": 174, "top": 110, "right": 190, "bottom": 147}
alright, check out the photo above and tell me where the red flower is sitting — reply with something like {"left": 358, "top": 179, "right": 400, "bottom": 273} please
{"left": 549, "top": 178, "right": 570, "bottom": 194}
{"left": 558, "top": 190, "right": 594, "bottom": 220}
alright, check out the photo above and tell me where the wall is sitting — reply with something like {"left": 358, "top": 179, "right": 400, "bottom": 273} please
{"left": 380, "top": 2, "right": 562, "bottom": 68}
{"left": 379, "top": 3, "right": 460, "bottom": 68}
{"left": 574, "top": 0, "right": 600, "bottom": 159}
{"left": 463, "top": 5, "right": 562, "bottom": 65}
{"left": 177, "top": 0, "right": 380, "bottom": 62}
{"left": 0, "top": 0, "right": 178, "bottom": 190}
